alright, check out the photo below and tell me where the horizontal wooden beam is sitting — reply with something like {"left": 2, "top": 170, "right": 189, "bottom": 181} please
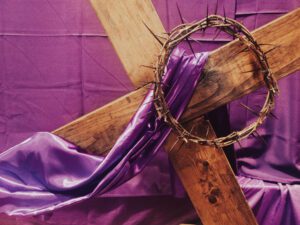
{"left": 53, "top": 8, "right": 300, "bottom": 155}
{"left": 55, "top": 0, "right": 256, "bottom": 224}
{"left": 69, "top": 1, "right": 258, "bottom": 224}
{"left": 182, "top": 8, "right": 300, "bottom": 122}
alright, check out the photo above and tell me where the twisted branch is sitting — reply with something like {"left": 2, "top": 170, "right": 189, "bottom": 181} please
{"left": 153, "top": 15, "right": 278, "bottom": 148}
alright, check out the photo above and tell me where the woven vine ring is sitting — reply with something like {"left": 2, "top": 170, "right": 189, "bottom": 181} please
{"left": 153, "top": 15, "right": 278, "bottom": 148}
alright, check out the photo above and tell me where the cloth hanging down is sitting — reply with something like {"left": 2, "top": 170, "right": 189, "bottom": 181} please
{"left": 0, "top": 48, "right": 208, "bottom": 216}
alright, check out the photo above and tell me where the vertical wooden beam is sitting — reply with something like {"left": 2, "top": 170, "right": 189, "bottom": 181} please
{"left": 165, "top": 118, "right": 257, "bottom": 224}
{"left": 90, "top": 0, "right": 167, "bottom": 86}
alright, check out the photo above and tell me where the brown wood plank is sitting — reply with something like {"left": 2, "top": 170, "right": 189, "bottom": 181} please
{"left": 87, "top": 1, "right": 257, "bottom": 224}
{"left": 54, "top": 88, "right": 148, "bottom": 154}
{"left": 53, "top": 8, "right": 300, "bottom": 154}
{"left": 183, "top": 8, "right": 300, "bottom": 122}
{"left": 56, "top": 1, "right": 258, "bottom": 224}
{"left": 90, "top": 0, "right": 166, "bottom": 86}
{"left": 165, "top": 118, "right": 257, "bottom": 225}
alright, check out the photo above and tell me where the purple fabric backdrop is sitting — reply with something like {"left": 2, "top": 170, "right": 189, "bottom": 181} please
{"left": 0, "top": 0, "right": 299, "bottom": 224}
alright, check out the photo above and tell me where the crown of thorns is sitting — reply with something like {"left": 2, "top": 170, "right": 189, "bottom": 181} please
{"left": 153, "top": 15, "right": 279, "bottom": 148}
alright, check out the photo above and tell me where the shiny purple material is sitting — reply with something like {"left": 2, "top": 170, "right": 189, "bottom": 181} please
{"left": 0, "top": 49, "right": 208, "bottom": 216}
{"left": 238, "top": 176, "right": 300, "bottom": 225}
{"left": 231, "top": 75, "right": 300, "bottom": 184}
{"left": 1, "top": 0, "right": 300, "bottom": 224}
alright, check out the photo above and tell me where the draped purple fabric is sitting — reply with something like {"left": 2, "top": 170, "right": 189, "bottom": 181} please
{"left": 230, "top": 74, "right": 300, "bottom": 184}
{"left": 238, "top": 176, "right": 300, "bottom": 225}
{"left": 0, "top": 0, "right": 300, "bottom": 224}
{"left": 0, "top": 49, "right": 208, "bottom": 216}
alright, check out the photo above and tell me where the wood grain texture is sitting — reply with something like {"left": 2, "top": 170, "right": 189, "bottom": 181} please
{"left": 165, "top": 118, "right": 257, "bottom": 225}
{"left": 53, "top": 8, "right": 300, "bottom": 154}
{"left": 54, "top": 88, "right": 147, "bottom": 154}
{"left": 55, "top": 1, "right": 258, "bottom": 224}
{"left": 182, "top": 8, "right": 300, "bottom": 122}
{"left": 90, "top": 0, "right": 166, "bottom": 86}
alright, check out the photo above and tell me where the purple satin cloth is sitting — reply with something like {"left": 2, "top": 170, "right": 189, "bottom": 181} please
{"left": 0, "top": 48, "right": 208, "bottom": 216}
{"left": 238, "top": 176, "right": 300, "bottom": 225}
{"left": 1, "top": 0, "right": 300, "bottom": 224}
{"left": 231, "top": 74, "right": 300, "bottom": 184}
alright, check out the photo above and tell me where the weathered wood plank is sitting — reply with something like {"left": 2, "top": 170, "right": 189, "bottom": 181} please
{"left": 87, "top": 1, "right": 257, "bottom": 224}
{"left": 182, "top": 8, "right": 300, "bottom": 122}
{"left": 90, "top": 0, "right": 166, "bottom": 86}
{"left": 55, "top": 1, "right": 258, "bottom": 224}
{"left": 53, "top": 8, "right": 300, "bottom": 154}
{"left": 165, "top": 118, "right": 257, "bottom": 225}
{"left": 54, "top": 89, "right": 147, "bottom": 154}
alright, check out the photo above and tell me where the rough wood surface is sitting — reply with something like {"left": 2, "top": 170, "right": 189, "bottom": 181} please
{"left": 56, "top": 0, "right": 256, "bottom": 225}
{"left": 90, "top": 0, "right": 166, "bottom": 86}
{"left": 53, "top": 8, "right": 300, "bottom": 155}
{"left": 165, "top": 118, "right": 257, "bottom": 225}
{"left": 183, "top": 8, "right": 300, "bottom": 122}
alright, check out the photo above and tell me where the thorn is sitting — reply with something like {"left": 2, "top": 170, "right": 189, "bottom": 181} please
{"left": 176, "top": 2, "right": 185, "bottom": 24}
{"left": 155, "top": 34, "right": 167, "bottom": 40}
{"left": 161, "top": 110, "right": 170, "bottom": 118}
{"left": 214, "top": 0, "right": 219, "bottom": 15}
{"left": 186, "top": 39, "right": 196, "bottom": 57}
{"left": 254, "top": 91, "right": 269, "bottom": 96}
{"left": 223, "top": 5, "right": 227, "bottom": 22}
{"left": 169, "top": 137, "right": 184, "bottom": 153}
{"left": 190, "top": 123, "right": 196, "bottom": 133}
{"left": 259, "top": 43, "right": 278, "bottom": 47}
{"left": 141, "top": 64, "right": 156, "bottom": 69}
{"left": 240, "top": 103, "right": 260, "bottom": 116}
{"left": 269, "top": 112, "right": 278, "bottom": 120}
{"left": 176, "top": 2, "right": 185, "bottom": 23}
{"left": 241, "top": 47, "right": 250, "bottom": 52}
{"left": 189, "top": 36, "right": 201, "bottom": 45}
{"left": 136, "top": 85, "right": 151, "bottom": 91}
{"left": 236, "top": 139, "right": 243, "bottom": 149}
{"left": 135, "top": 80, "right": 158, "bottom": 90}
{"left": 212, "top": 28, "right": 222, "bottom": 41}
{"left": 236, "top": 47, "right": 249, "bottom": 55}
{"left": 206, "top": 123, "right": 210, "bottom": 138}
{"left": 253, "top": 131, "right": 267, "bottom": 146}
{"left": 241, "top": 69, "right": 262, "bottom": 74}
{"left": 142, "top": 21, "right": 164, "bottom": 46}
{"left": 265, "top": 46, "right": 278, "bottom": 55}
{"left": 206, "top": 4, "right": 209, "bottom": 24}
{"left": 140, "top": 80, "right": 155, "bottom": 86}
{"left": 163, "top": 31, "right": 171, "bottom": 35}
{"left": 176, "top": 2, "right": 196, "bottom": 56}
{"left": 144, "top": 84, "right": 154, "bottom": 89}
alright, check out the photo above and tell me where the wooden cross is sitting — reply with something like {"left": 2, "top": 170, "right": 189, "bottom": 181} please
{"left": 52, "top": 1, "right": 300, "bottom": 224}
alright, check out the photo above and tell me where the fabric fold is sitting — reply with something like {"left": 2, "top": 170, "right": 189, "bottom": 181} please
{"left": 0, "top": 48, "right": 208, "bottom": 216}
{"left": 238, "top": 176, "right": 300, "bottom": 225}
